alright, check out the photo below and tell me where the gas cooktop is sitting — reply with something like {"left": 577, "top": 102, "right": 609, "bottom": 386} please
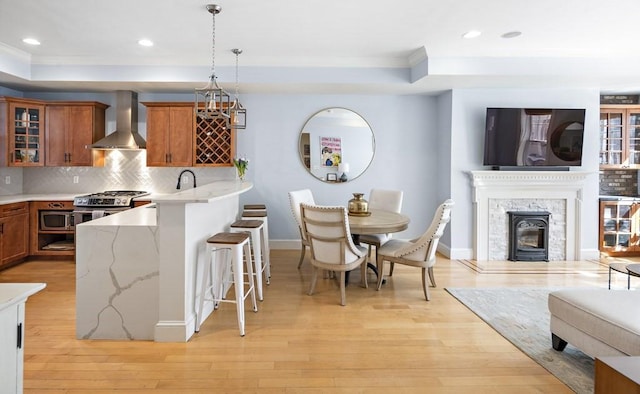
{"left": 73, "top": 190, "right": 149, "bottom": 207}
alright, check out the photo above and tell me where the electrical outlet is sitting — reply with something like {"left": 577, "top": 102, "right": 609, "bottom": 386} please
{"left": 73, "top": 176, "right": 79, "bottom": 184}
{"left": 4, "top": 176, "right": 9, "bottom": 185}
{"left": 182, "top": 175, "right": 189, "bottom": 184}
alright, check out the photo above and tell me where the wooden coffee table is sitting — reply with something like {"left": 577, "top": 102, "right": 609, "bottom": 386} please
{"left": 595, "top": 356, "right": 640, "bottom": 393}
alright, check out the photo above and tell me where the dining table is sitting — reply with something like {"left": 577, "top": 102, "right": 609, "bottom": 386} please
{"left": 347, "top": 209, "right": 410, "bottom": 285}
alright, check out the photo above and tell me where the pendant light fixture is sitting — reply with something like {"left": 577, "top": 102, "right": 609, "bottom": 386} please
{"left": 229, "top": 48, "right": 247, "bottom": 129}
{"left": 195, "top": 4, "right": 230, "bottom": 124}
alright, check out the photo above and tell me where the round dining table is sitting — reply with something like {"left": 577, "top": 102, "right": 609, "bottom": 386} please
{"left": 347, "top": 209, "right": 410, "bottom": 285}
{"left": 348, "top": 209, "right": 410, "bottom": 235}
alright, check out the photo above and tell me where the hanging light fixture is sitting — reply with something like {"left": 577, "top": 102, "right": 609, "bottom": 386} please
{"left": 195, "top": 4, "right": 230, "bottom": 124}
{"left": 229, "top": 48, "right": 247, "bottom": 129}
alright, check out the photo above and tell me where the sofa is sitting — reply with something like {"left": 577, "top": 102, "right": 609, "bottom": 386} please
{"left": 548, "top": 289, "right": 640, "bottom": 358}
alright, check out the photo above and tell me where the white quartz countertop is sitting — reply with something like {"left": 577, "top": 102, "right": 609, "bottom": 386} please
{"left": 77, "top": 204, "right": 157, "bottom": 227}
{"left": 152, "top": 180, "right": 252, "bottom": 204}
{"left": 0, "top": 283, "right": 46, "bottom": 311}
{"left": 0, "top": 193, "right": 84, "bottom": 204}
{"left": 0, "top": 180, "right": 250, "bottom": 207}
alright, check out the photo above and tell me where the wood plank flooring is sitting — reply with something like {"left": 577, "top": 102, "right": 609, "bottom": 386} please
{"left": 0, "top": 251, "right": 626, "bottom": 393}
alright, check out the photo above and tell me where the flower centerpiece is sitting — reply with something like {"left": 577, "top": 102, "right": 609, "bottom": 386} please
{"left": 233, "top": 156, "right": 249, "bottom": 181}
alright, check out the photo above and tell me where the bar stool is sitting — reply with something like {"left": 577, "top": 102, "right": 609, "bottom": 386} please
{"left": 242, "top": 210, "right": 270, "bottom": 281}
{"left": 243, "top": 204, "right": 267, "bottom": 212}
{"left": 196, "top": 232, "right": 257, "bottom": 336}
{"left": 230, "top": 219, "right": 268, "bottom": 301}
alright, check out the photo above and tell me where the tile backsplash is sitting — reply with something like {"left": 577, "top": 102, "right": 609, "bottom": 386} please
{"left": 0, "top": 150, "right": 235, "bottom": 196}
{"left": 599, "top": 169, "right": 639, "bottom": 196}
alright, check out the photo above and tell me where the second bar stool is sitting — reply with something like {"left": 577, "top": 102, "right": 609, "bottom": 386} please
{"left": 242, "top": 210, "right": 270, "bottom": 281}
{"left": 243, "top": 204, "right": 267, "bottom": 213}
{"left": 230, "top": 219, "right": 268, "bottom": 301}
{"left": 196, "top": 232, "right": 258, "bottom": 337}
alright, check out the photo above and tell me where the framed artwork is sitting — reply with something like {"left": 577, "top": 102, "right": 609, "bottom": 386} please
{"left": 326, "top": 173, "right": 338, "bottom": 182}
{"left": 320, "top": 136, "right": 342, "bottom": 167}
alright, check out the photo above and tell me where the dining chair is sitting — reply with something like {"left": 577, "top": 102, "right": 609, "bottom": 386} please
{"left": 375, "top": 199, "right": 454, "bottom": 301}
{"left": 300, "top": 203, "right": 368, "bottom": 306}
{"left": 288, "top": 189, "right": 316, "bottom": 268}
{"left": 357, "top": 189, "right": 403, "bottom": 275}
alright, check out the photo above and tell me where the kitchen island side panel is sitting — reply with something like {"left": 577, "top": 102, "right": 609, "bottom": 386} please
{"left": 75, "top": 209, "right": 159, "bottom": 340}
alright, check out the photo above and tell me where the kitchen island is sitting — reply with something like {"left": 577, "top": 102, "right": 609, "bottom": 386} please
{"left": 75, "top": 180, "right": 252, "bottom": 342}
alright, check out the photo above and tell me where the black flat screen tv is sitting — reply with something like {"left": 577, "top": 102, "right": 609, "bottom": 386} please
{"left": 483, "top": 107, "right": 585, "bottom": 168}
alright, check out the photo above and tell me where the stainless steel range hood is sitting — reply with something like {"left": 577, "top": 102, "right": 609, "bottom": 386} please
{"left": 90, "top": 90, "right": 146, "bottom": 150}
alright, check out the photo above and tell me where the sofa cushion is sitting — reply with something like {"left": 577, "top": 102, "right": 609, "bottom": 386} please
{"left": 548, "top": 289, "right": 640, "bottom": 356}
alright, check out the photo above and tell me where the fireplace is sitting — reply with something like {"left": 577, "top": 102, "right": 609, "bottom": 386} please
{"left": 469, "top": 170, "right": 589, "bottom": 261}
{"left": 508, "top": 211, "right": 550, "bottom": 261}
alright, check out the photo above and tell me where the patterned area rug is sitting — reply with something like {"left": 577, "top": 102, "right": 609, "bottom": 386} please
{"left": 446, "top": 287, "right": 594, "bottom": 394}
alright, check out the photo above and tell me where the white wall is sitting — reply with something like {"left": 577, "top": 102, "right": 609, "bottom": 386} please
{"left": 236, "top": 93, "right": 438, "bottom": 244}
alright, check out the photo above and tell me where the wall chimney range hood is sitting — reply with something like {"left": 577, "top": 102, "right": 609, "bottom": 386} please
{"left": 90, "top": 90, "right": 146, "bottom": 150}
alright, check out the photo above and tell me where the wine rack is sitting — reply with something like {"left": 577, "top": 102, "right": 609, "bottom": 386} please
{"left": 194, "top": 116, "right": 235, "bottom": 166}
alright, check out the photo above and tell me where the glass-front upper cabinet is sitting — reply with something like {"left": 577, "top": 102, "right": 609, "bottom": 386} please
{"left": 0, "top": 97, "right": 45, "bottom": 167}
{"left": 600, "top": 105, "right": 640, "bottom": 168}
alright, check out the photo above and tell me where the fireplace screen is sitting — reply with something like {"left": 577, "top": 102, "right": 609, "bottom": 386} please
{"left": 508, "top": 211, "right": 550, "bottom": 261}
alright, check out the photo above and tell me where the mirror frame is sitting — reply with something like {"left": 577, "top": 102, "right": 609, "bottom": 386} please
{"left": 298, "top": 107, "right": 375, "bottom": 183}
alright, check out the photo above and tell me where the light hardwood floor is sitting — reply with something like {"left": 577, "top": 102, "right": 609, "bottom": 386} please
{"left": 0, "top": 251, "right": 630, "bottom": 393}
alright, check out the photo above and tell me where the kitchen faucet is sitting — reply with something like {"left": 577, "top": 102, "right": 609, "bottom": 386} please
{"left": 176, "top": 169, "right": 197, "bottom": 190}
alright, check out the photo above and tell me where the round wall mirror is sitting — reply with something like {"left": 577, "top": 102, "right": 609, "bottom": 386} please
{"left": 298, "top": 108, "right": 375, "bottom": 183}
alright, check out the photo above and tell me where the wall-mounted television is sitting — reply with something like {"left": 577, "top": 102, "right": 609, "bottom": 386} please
{"left": 483, "top": 107, "right": 585, "bottom": 169}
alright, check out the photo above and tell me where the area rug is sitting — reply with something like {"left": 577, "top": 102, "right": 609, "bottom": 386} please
{"left": 445, "top": 287, "right": 593, "bottom": 394}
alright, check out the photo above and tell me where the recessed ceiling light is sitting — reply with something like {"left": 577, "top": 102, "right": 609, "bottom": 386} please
{"left": 501, "top": 31, "right": 522, "bottom": 39}
{"left": 138, "top": 39, "right": 154, "bottom": 47}
{"left": 462, "top": 30, "right": 482, "bottom": 39}
{"left": 22, "top": 38, "right": 41, "bottom": 46}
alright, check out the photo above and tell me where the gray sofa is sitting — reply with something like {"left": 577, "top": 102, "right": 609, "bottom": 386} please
{"left": 548, "top": 289, "right": 640, "bottom": 357}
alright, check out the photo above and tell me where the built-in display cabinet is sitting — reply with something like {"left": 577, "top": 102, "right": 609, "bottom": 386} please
{"left": 599, "top": 199, "right": 640, "bottom": 256}
{"left": 600, "top": 105, "right": 640, "bottom": 168}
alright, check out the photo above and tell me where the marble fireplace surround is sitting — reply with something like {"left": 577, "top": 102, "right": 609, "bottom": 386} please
{"left": 470, "top": 170, "right": 590, "bottom": 261}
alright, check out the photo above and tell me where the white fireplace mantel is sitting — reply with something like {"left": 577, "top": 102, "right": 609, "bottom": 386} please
{"left": 469, "top": 170, "right": 590, "bottom": 261}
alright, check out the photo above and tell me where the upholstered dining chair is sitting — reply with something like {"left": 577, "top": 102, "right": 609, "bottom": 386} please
{"left": 357, "top": 189, "right": 403, "bottom": 274}
{"left": 375, "top": 199, "right": 454, "bottom": 301}
{"left": 300, "top": 203, "right": 368, "bottom": 306}
{"left": 288, "top": 189, "right": 316, "bottom": 268}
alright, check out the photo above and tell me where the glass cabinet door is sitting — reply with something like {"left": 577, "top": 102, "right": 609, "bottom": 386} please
{"left": 600, "top": 110, "right": 624, "bottom": 166}
{"left": 628, "top": 111, "right": 640, "bottom": 166}
{"left": 10, "top": 103, "right": 43, "bottom": 166}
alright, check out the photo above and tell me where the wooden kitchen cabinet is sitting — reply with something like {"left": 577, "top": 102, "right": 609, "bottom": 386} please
{"left": 29, "top": 200, "right": 75, "bottom": 257}
{"left": 0, "top": 202, "right": 29, "bottom": 268}
{"left": 45, "top": 101, "right": 108, "bottom": 166}
{"left": 600, "top": 105, "right": 640, "bottom": 168}
{"left": 143, "top": 102, "right": 193, "bottom": 166}
{"left": 0, "top": 96, "right": 46, "bottom": 167}
{"left": 599, "top": 199, "right": 640, "bottom": 256}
